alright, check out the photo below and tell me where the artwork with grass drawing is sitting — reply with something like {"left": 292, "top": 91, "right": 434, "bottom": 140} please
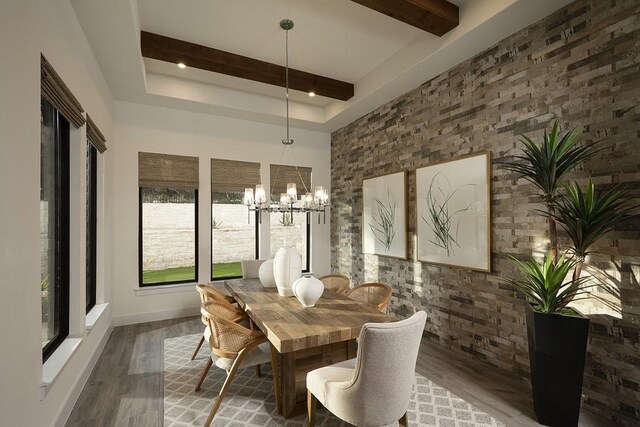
{"left": 362, "top": 171, "right": 407, "bottom": 259}
{"left": 416, "top": 152, "right": 491, "bottom": 271}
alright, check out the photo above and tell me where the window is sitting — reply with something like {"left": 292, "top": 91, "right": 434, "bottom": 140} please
{"left": 138, "top": 153, "right": 199, "bottom": 286}
{"left": 211, "top": 159, "right": 261, "bottom": 280}
{"left": 85, "top": 143, "right": 97, "bottom": 312}
{"left": 269, "top": 164, "right": 312, "bottom": 272}
{"left": 41, "top": 98, "right": 70, "bottom": 361}
{"left": 270, "top": 211, "right": 311, "bottom": 272}
{"left": 85, "top": 115, "right": 106, "bottom": 312}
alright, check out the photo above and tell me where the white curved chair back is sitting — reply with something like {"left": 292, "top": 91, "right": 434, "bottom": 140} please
{"left": 350, "top": 311, "right": 426, "bottom": 425}
{"left": 241, "top": 259, "right": 265, "bottom": 279}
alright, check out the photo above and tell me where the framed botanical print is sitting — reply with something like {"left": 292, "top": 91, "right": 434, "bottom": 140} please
{"left": 362, "top": 171, "right": 407, "bottom": 259}
{"left": 416, "top": 152, "right": 491, "bottom": 271}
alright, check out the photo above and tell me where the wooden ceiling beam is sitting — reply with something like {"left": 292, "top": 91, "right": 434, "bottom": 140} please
{"left": 140, "top": 31, "right": 354, "bottom": 101}
{"left": 350, "top": 0, "right": 459, "bottom": 36}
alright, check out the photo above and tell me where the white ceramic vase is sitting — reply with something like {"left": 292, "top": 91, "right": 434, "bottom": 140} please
{"left": 258, "top": 258, "right": 276, "bottom": 287}
{"left": 292, "top": 275, "right": 324, "bottom": 308}
{"left": 273, "top": 246, "right": 301, "bottom": 297}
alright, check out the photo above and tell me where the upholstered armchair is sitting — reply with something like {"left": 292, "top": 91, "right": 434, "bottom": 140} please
{"left": 306, "top": 311, "right": 427, "bottom": 427}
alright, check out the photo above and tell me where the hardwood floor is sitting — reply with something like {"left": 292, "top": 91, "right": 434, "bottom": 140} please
{"left": 66, "top": 316, "right": 613, "bottom": 426}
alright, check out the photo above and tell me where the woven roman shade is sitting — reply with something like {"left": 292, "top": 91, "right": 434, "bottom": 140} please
{"left": 211, "top": 158, "right": 261, "bottom": 193}
{"left": 270, "top": 164, "right": 312, "bottom": 196}
{"left": 138, "top": 152, "right": 199, "bottom": 189}
{"left": 41, "top": 55, "right": 85, "bottom": 128}
{"left": 86, "top": 115, "right": 107, "bottom": 153}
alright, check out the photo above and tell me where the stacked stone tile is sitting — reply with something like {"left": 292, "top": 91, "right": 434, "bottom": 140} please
{"left": 330, "top": 0, "right": 640, "bottom": 424}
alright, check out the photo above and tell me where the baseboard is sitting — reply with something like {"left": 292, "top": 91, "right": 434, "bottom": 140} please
{"left": 53, "top": 310, "right": 113, "bottom": 427}
{"left": 113, "top": 306, "right": 200, "bottom": 326}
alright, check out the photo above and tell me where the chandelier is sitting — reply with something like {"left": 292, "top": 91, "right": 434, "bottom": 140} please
{"left": 244, "top": 19, "right": 329, "bottom": 224}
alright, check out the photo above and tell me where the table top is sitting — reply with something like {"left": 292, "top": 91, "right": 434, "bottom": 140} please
{"left": 225, "top": 278, "right": 396, "bottom": 353}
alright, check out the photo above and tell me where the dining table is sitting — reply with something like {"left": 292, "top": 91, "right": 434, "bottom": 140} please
{"left": 225, "top": 278, "right": 396, "bottom": 418}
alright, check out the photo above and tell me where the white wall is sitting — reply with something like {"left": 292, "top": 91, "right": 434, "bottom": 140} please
{"left": 0, "top": 1, "right": 114, "bottom": 426}
{"left": 111, "top": 101, "right": 331, "bottom": 324}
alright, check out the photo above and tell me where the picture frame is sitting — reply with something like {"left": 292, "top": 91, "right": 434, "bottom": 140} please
{"left": 416, "top": 152, "right": 491, "bottom": 272}
{"left": 362, "top": 171, "right": 407, "bottom": 259}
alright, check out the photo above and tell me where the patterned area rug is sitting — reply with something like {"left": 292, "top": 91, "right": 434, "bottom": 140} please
{"left": 164, "top": 333, "right": 506, "bottom": 426}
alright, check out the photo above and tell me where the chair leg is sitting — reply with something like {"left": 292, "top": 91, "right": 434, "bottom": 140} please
{"left": 203, "top": 351, "right": 248, "bottom": 427}
{"left": 191, "top": 335, "right": 205, "bottom": 360}
{"left": 307, "top": 389, "right": 317, "bottom": 427}
{"left": 255, "top": 364, "right": 261, "bottom": 377}
{"left": 398, "top": 411, "right": 408, "bottom": 427}
{"left": 195, "top": 358, "right": 212, "bottom": 392}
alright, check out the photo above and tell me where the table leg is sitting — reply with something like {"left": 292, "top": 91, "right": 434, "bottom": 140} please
{"left": 269, "top": 344, "right": 281, "bottom": 415}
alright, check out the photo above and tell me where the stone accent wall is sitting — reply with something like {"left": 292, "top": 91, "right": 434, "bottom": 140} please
{"left": 331, "top": 0, "right": 640, "bottom": 424}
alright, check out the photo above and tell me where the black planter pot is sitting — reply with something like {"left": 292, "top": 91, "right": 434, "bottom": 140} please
{"left": 525, "top": 303, "right": 590, "bottom": 427}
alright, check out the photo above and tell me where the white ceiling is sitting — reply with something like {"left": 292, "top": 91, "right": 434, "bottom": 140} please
{"left": 71, "top": 0, "right": 573, "bottom": 133}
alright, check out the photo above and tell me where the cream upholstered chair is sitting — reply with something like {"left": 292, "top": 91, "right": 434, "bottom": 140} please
{"left": 319, "top": 274, "right": 350, "bottom": 294}
{"left": 191, "top": 284, "right": 241, "bottom": 360}
{"left": 196, "top": 301, "right": 277, "bottom": 427}
{"left": 241, "top": 259, "right": 265, "bottom": 279}
{"left": 345, "top": 282, "right": 393, "bottom": 313}
{"left": 306, "top": 311, "right": 427, "bottom": 427}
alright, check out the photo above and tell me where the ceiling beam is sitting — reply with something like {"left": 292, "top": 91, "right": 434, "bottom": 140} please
{"left": 140, "top": 31, "right": 354, "bottom": 101}
{"left": 350, "top": 0, "right": 459, "bottom": 36}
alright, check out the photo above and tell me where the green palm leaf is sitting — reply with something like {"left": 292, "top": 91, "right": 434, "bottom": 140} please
{"left": 552, "top": 178, "right": 638, "bottom": 258}
{"left": 499, "top": 121, "right": 605, "bottom": 204}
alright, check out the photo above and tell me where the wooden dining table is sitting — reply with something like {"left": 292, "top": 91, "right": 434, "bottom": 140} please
{"left": 225, "top": 278, "right": 396, "bottom": 418}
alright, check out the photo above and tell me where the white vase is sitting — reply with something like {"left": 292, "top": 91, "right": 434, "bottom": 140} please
{"left": 292, "top": 275, "right": 324, "bottom": 308}
{"left": 258, "top": 258, "right": 276, "bottom": 287}
{"left": 273, "top": 246, "right": 301, "bottom": 297}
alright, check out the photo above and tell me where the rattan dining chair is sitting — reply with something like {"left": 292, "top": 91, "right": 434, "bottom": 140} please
{"left": 318, "top": 274, "right": 350, "bottom": 294}
{"left": 345, "top": 282, "right": 393, "bottom": 313}
{"left": 197, "top": 301, "right": 277, "bottom": 427}
{"left": 191, "top": 284, "right": 241, "bottom": 360}
{"left": 306, "top": 311, "right": 427, "bottom": 427}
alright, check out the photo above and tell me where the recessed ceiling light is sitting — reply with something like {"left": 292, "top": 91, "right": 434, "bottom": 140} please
{"left": 308, "top": 91, "right": 316, "bottom": 97}
{"left": 177, "top": 62, "right": 186, "bottom": 69}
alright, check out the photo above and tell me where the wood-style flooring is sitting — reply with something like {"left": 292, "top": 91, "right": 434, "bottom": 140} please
{"left": 66, "top": 316, "right": 613, "bottom": 426}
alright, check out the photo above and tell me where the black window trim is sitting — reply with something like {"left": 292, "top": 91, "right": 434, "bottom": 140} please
{"left": 138, "top": 187, "right": 199, "bottom": 287}
{"left": 86, "top": 143, "right": 97, "bottom": 313}
{"left": 42, "top": 101, "right": 70, "bottom": 363}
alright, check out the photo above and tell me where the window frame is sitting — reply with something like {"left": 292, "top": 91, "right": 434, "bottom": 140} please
{"left": 41, "top": 99, "right": 70, "bottom": 362}
{"left": 303, "top": 212, "right": 311, "bottom": 273}
{"left": 266, "top": 210, "right": 312, "bottom": 273}
{"left": 85, "top": 143, "right": 97, "bottom": 312}
{"left": 138, "top": 187, "right": 199, "bottom": 287}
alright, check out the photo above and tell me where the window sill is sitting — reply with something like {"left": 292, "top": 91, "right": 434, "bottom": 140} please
{"left": 134, "top": 282, "right": 196, "bottom": 296}
{"left": 85, "top": 303, "right": 109, "bottom": 331}
{"left": 40, "top": 337, "right": 83, "bottom": 399}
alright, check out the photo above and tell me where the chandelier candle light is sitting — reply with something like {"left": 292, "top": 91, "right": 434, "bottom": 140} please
{"left": 243, "top": 19, "right": 329, "bottom": 225}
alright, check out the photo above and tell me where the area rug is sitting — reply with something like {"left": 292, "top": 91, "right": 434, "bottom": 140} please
{"left": 164, "top": 333, "right": 506, "bottom": 426}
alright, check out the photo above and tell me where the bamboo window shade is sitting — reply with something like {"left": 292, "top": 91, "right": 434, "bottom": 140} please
{"left": 86, "top": 115, "right": 107, "bottom": 153}
{"left": 138, "top": 152, "right": 199, "bottom": 189}
{"left": 211, "top": 158, "right": 261, "bottom": 193}
{"left": 269, "top": 164, "right": 312, "bottom": 196}
{"left": 41, "top": 54, "right": 86, "bottom": 128}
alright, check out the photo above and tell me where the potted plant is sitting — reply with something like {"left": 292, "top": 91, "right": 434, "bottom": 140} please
{"left": 500, "top": 121, "right": 636, "bottom": 426}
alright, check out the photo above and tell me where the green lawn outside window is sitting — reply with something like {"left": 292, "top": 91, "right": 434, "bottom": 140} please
{"left": 142, "top": 262, "right": 242, "bottom": 283}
